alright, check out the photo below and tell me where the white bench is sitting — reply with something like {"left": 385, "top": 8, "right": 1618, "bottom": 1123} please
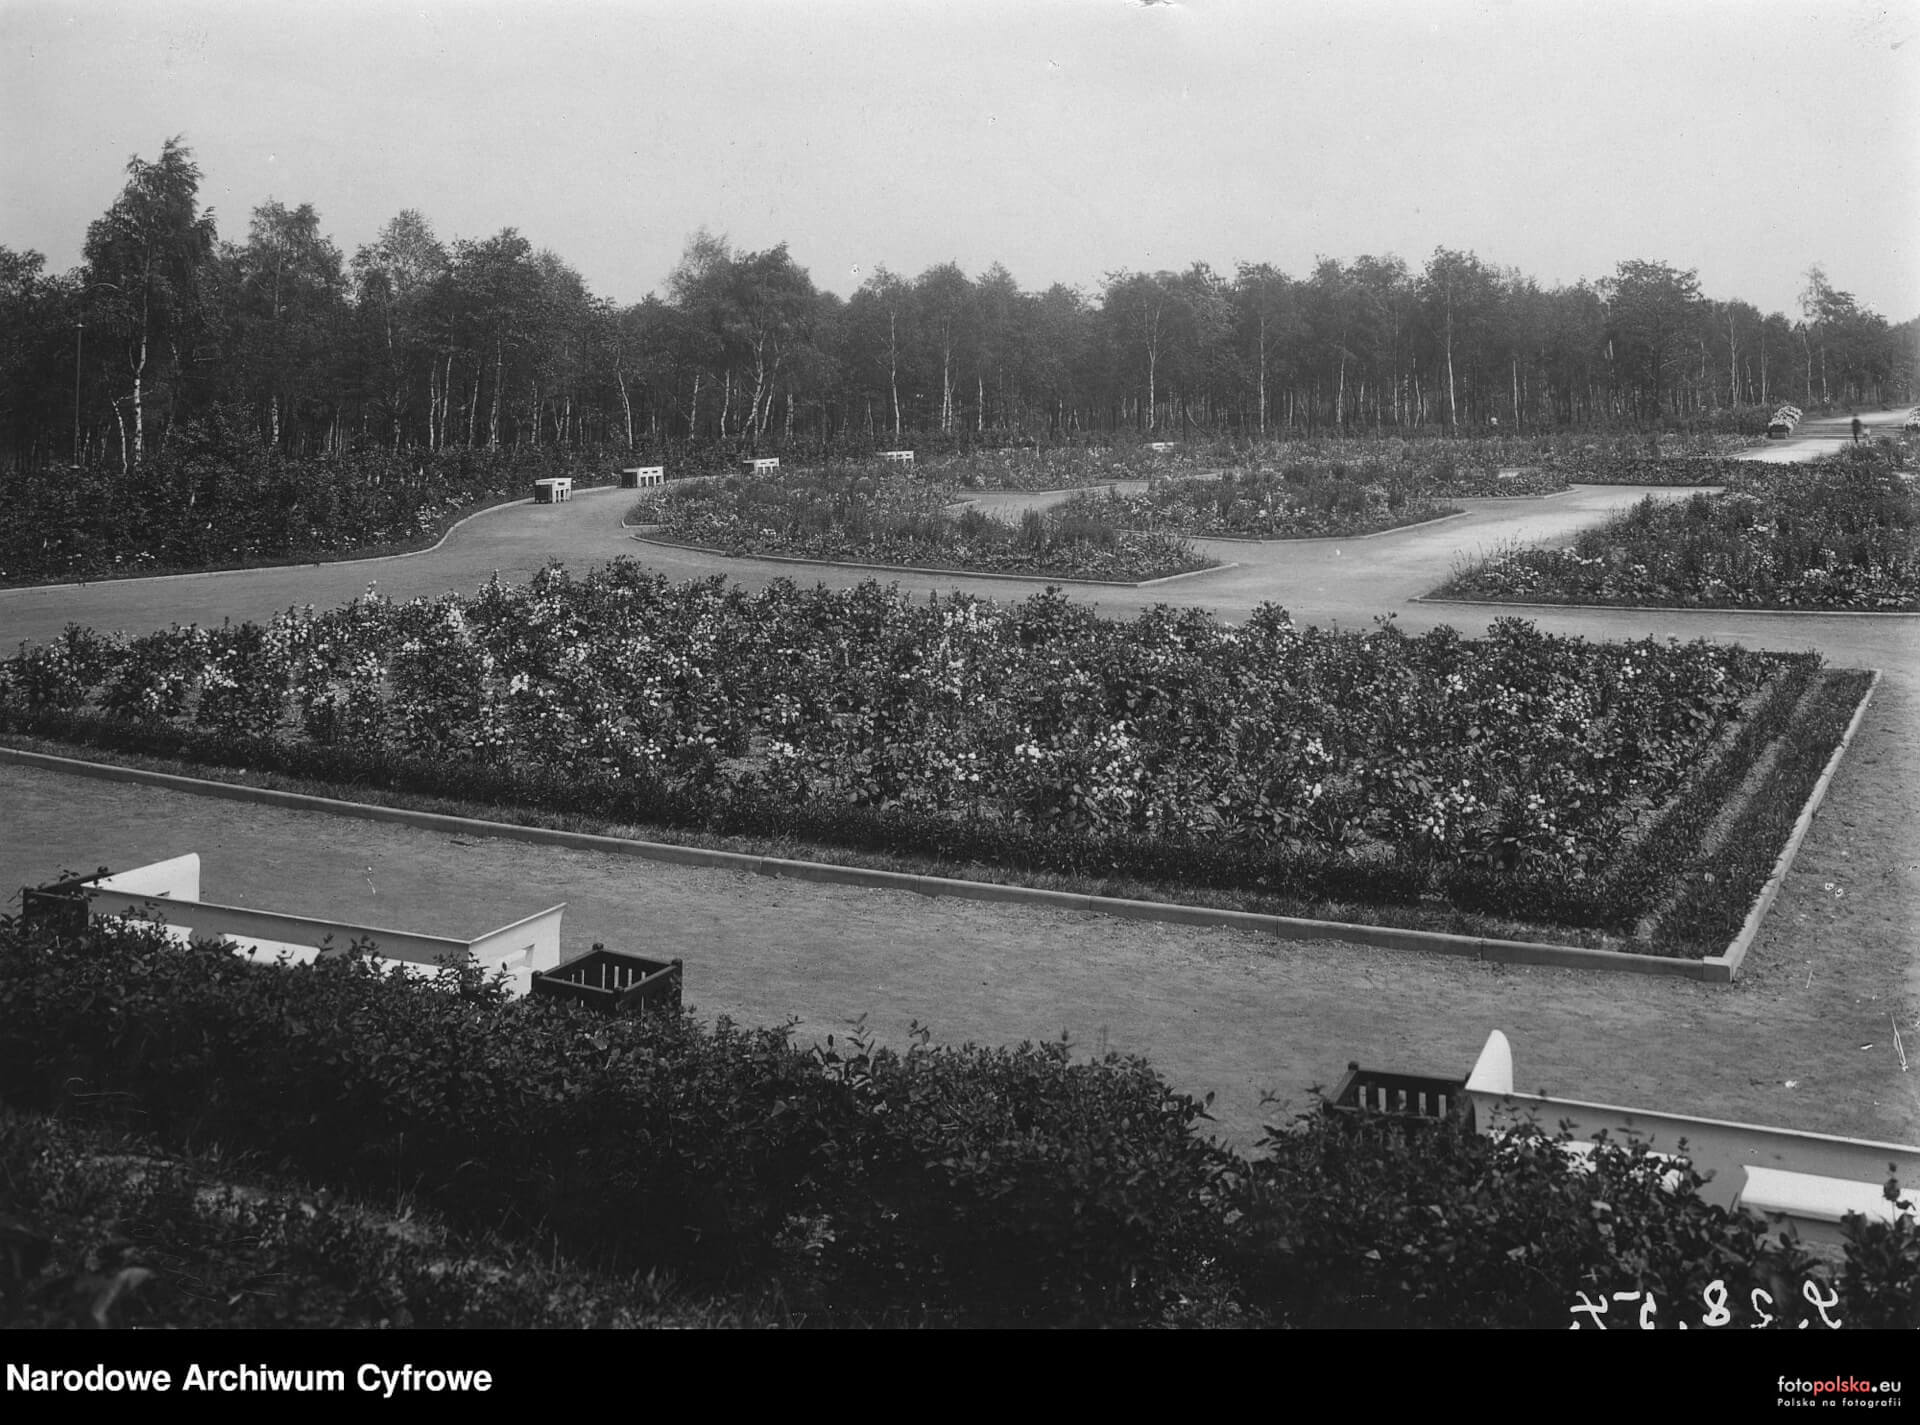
{"left": 66, "top": 854, "right": 564, "bottom": 998}
{"left": 878, "top": 450, "right": 915, "bottom": 465}
{"left": 1735, "top": 1166, "right": 1916, "bottom": 1248}
{"left": 622, "top": 466, "right": 664, "bottom": 488}
{"left": 1147, "top": 442, "right": 1177, "bottom": 453}
{"left": 1466, "top": 1029, "right": 1920, "bottom": 1219}
{"left": 741, "top": 457, "right": 779, "bottom": 473}
{"left": 1556, "top": 1139, "right": 1690, "bottom": 1191}
{"left": 532, "top": 477, "right": 573, "bottom": 503}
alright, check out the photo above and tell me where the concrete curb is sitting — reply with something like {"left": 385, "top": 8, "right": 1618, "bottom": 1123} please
{"left": 1136, "top": 563, "right": 1240, "bottom": 587}
{"left": 1560, "top": 480, "right": 1730, "bottom": 489}
{"left": 0, "top": 742, "right": 1773, "bottom": 982}
{"left": 1412, "top": 593, "right": 1920, "bottom": 618}
{"left": 626, "top": 533, "right": 1235, "bottom": 588}
{"left": 946, "top": 483, "right": 1148, "bottom": 498}
{"left": 1711, "top": 668, "right": 1883, "bottom": 981}
{"left": 0, "top": 745, "right": 776, "bottom": 877}
{"left": 0, "top": 485, "right": 625, "bottom": 597}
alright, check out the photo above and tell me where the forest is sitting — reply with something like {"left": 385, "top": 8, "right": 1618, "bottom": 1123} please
{"left": 2, "top": 138, "right": 1916, "bottom": 474}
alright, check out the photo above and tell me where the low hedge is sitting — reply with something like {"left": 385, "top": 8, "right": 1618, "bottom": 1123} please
{"left": 1652, "top": 668, "right": 1874, "bottom": 950}
{"left": 3, "top": 917, "right": 1915, "bottom": 1327}
{"left": 0, "top": 917, "right": 1228, "bottom": 1326}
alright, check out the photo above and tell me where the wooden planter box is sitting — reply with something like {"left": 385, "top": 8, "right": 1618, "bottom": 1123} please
{"left": 531, "top": 945, "right": 683, "bottom": 1015}
{"left": 1324, "top": 1061, "right": 1471, "bottom": 1132}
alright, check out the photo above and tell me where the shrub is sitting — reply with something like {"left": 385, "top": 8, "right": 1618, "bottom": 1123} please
{"left": 0, "top": 917, "right": 1226, "bottom": 1323}
{"left": 0, "top": 1109, "right": 755, "bottom": 1328}
{"left": 0, "top": 915, "right": 852, "bottom": 1288}
{"left": 1837, "top": 1179, "right": 1920, "bottom": 1329}
{"left": 1227, "top": 1108, "right": 1831, "bottom": 1329}
{"left": 0, "top": 417, "right": 621, "bottom": 588}
{"left": 0, "top": 917, "right": 1908, "bottom": 1327}
{"left": 802, "top": 1024, "right": 1233, "bottom": 1325}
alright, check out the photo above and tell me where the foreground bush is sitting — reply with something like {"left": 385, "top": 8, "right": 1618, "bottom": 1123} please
{"left": 3, "top": 918, "right": 1912, "bottom": 1327}
{"left": 1232, "top": 1112, "right": 1844, "bottom": 1328}
{"left": 0, "top": 918, "right": 1226, "bottom": 1326}
{"left": 0, "top": 1110, "right": 748, "bottom": 1329}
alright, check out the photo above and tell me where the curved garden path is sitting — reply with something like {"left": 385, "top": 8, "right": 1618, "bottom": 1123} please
{"left": 3, "top": 410, "right": 1915, "bottom": 1152}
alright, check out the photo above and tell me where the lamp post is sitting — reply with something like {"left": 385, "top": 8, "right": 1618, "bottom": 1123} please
{"left": 72, "top": 319, "right": 84, "bottom": 464}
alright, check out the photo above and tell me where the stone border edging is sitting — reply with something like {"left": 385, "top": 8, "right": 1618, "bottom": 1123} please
{"left": 1560, "top": 480, "right": 1728, "bottom": 489}
{"left": 948, "top": 483, "right": 1148, "bottom": 497}
{"left": 0, "top": 743, "right": 1770, "bottom": 982}
{"left": 1709, "top": 667, "right": 1883, "bottom": 981}
{"left": 626, "top": 533, "right": 1235, "bottom": 588}
{"left": 0, "top": 484, "right": 627, "bottom": 597}
{"left": 1411, "top": 593, "right": 1920, "bottom": 618}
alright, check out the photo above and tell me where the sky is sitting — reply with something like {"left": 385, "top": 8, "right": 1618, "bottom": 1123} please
{"left": 3, "top": 0, "right": 1917, "bottom": 320}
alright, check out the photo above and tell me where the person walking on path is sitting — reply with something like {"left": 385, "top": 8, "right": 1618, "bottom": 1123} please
{"left": 1851, "top": 413, "right": 1865, "bottom": 445}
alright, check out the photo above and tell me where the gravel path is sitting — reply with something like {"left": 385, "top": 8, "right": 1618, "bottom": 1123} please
{"left": 2, "top": 414, "right": 1914, "bottom": 1152}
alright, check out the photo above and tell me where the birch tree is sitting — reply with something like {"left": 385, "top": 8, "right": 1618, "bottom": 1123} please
{"left": 81, "top": 137, "right": 218, "bottom": 468}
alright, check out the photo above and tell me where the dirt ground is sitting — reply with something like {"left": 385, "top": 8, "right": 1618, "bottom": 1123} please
{"left": 1, "top": 412, "right": 1914, "bottom": 1156}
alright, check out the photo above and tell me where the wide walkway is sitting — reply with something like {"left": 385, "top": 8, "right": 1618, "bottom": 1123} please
{"left": 2, "top": 411, "right": 1914, "bottom": 1151}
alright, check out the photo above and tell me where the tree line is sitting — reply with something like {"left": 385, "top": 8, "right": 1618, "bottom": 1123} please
{"left": 3, "top": 138, "right": 1916, "bottom": 473}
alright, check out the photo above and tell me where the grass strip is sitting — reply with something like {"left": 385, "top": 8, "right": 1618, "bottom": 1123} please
{"left": 1585, "top": 660, "right": 1823, "bottom": 955}
{"left": 1651, "top": 669, "right": 1876, "bottom": 953}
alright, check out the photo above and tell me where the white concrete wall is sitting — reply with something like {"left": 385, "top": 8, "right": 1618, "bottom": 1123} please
{"left": 81, "top": 857, "right": 565, "bottom": 997}
{"left": 1466, "top": 1030, "right": 1920, "bottom": 1226}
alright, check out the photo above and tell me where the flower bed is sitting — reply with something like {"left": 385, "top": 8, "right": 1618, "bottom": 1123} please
{"left": 1542, "top": 456, "right": 1754, "bottom": 486}
{"left": 1052, "top": 469, "right": 1464, "bottom": 540}
{"left": 644, "top": 466, "right": 1213, "bottom": 581}
{"left": 918, "top": 444, "right": 1171, "bottom": 491}
{"left": 910, "top": 434, "right": 1759, "bottom": 495}
{"left": 0, "top": 414, "right": 619, "bottom": 588}
{"left": 1, "top": 569, "right": 1838, "bottom": 954}
{"left": 1433, "top": 448, "right": 1920, "bottom": 612}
